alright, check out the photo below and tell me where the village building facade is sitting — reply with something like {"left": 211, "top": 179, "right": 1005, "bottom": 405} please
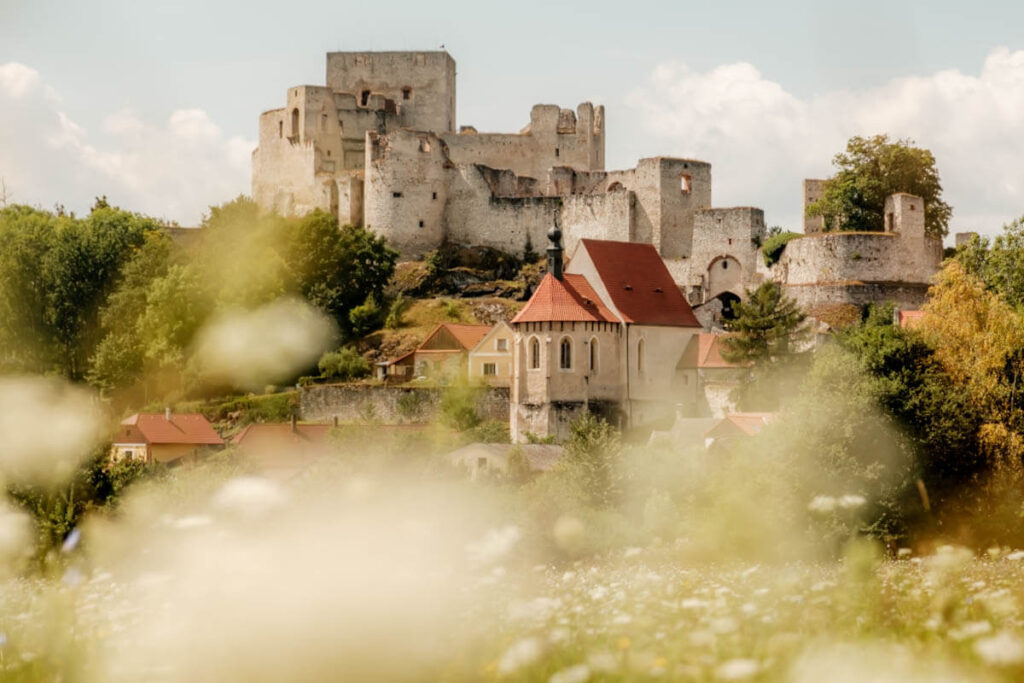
{"left": 111, "top": 410, "right": 223, "bottom": 464}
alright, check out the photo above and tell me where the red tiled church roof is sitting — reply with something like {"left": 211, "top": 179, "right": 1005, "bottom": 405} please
{"left": 116, "top": 413, "right": 223, "bottom": 446}
{"left": 512, "top": 273, "right": 619, "bottom": 323}
{"left": 678, "top": 333, "right": 742, "bottom": 369}
{"left": 578, "top": 239, "right": 701, "bottom": 327}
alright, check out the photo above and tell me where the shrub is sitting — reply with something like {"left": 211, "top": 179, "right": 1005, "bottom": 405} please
{"left": 441, "top": 299, "right": 462, "bottom": 322}
{"left": 440, "top": 382, "right": 481, "bottom": 431}
{"left": 467, "top": 420, "right": 510, "bottom": 444}
{"left": 348, "top": 294, "right": 383, "bottom": 337}
{"left": 761, "top": 231, "right": 802, "bottom": 266}
{"left": 384, "top": 294, "right": 408, "bottom": 330}
{"left": 318, "top": 348, "right": 371, "bottom": 382}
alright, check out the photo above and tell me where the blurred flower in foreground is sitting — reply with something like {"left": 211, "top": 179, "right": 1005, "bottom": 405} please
{"left": 0, "top": 376, "right": 105, "bottom": 484}
{"left": 191, "top": 298, "right": 336, "bottom": 390}
{"left": 975, "top": 632, "right": 1024, "bottom": 667}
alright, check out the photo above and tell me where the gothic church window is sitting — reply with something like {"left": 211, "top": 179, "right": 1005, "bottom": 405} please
{"left": 559, "top": 338, "right": 572, "bottom": 370}
{"left": 589, "top": 338, "right": 598, "bottom": 372}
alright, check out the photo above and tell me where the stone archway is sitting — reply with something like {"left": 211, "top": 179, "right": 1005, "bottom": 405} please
{"left": 706, "top": 255, "right": 742, "bottom": 302}
{"left": 716, "top": 291, "right": 741, "bottom": 320}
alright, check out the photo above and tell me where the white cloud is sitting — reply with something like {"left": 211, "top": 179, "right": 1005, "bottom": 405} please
{"left": 629, "top": 47, "right": 1024, "bottom": 239}
{"left": 0, "top": 62, "right": 253, "bottom": 225}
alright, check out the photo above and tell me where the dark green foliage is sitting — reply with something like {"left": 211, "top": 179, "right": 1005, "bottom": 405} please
{"left": 318, "top": 348, "right": 371, "bottom": 382}
{"left": 807, "top": 134, "right": 952, "bottom": 238}
{"left": 288, "top": 210, "right": 398, "bottom": 336}
{"left": 955, "top": 215, "right": 1024, "bottom": 310}
{"left": 722, "top": 282, "right": 808, "bottom": 410}
{"left": 0, "top": 203, "right": 159, "bottom": 379}
{"left": 195, "top": 391, "right": 300, "bottom": 425}
{"left": 348, "top": 295, "right": 383, "bottom": 337}
{"left": 761, "top": 231, "right": 802, "bottom": 266}
{"left": 466, "top": 420, "right": 510, "bottom": 444}
{"left": 440, "top": 382, "right": 481, "bottom": 431}
{"left": 384, "top": 294, "right": 408, "bottom": 329}
{"left": 559, "top": 412, "right": 622, "bottom": 509}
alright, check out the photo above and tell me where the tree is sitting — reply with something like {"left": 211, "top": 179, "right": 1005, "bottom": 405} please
{"left": 560, "top": 412, "right": 621, "bottom": 509}
{"left": 956, "top": 215, "right": 1024, "bottom": 310}
{"left": 721, "top": 282, "right": 808, "bottom": 411}
{"left": 286, "top": 210, "right": 398, "bottom": 337}
{"left": 807, "top": 135, "right": 952, "bottom": 239}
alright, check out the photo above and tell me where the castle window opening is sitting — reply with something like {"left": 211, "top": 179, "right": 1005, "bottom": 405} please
{"left": 419, "top": 138, "right": 431, "bottom": 153}
{"left": 321, "top": 113, "right": 328, "bottom": 130}
{"left": 278, "top": 121, "right": 283, "bottom": 138}
{"left": 530, "top": 338, "right": 540, "bottom": 369}
{"left": 402, "top": 87, "right": 412, "bottom": 100}
{"left": 483, "top": 363, "right": 497, "bottom": 376}
{"left": 681, "top": 174, "right": 691, "bottom": 194}
{"left": 589, "top": 338, "right": 598, "bottom": 372}
{"left": 418, "top": 220, "right": 425, "bottom": 228}
{"left": 290, "top": 108, "right": 299, "bottom": 139}
{"left": 637, "top": 339, "right": 645, "bottom": 374}
{"left": 361, "top": 90, "right": 370, "bottom": 106}
{"left": 432, "top": 192, "right": 438, "bottom": 200}
{"left": 559, "top": 338, "right": 572, "bottom": 370}
{"left": 728, "top": 238, "right": 732, "bottom": 245}
{"left": 555, "top": 148, "right": 560, "bottom": 158}
{"left": 393, "top": 192, "right": 403, "bottom": 198}
{"left": 722, "top": 261, "right": 728, "bottom": 270}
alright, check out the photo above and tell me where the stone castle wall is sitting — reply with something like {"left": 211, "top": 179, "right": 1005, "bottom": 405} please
{"left": 300, "top": 384, "right": 509, "bottom": 424}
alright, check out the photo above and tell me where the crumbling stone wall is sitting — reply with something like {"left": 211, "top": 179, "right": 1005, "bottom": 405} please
{"left": 300, "top": 384, "right": 509, "bottom": 424}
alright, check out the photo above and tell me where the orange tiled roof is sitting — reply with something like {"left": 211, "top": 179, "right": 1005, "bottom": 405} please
{"left": 579, "top": 239, "right": 701, "bottom": 327}
{"left": 678, "top": 333, "right": 742, "bottom": 369}
{"left": 898, "top": 310, "right": 926, "bottom": 329}
{"left": 231, "top": 423, "right": 333, "bottom": 448}
{"left": 116, "top": 413, "right": 223, "bottom": 446}
{"left": 512, "top": 273, "right": 619, "bottom": 323}
{"left": 705, "top": 413, "right": 774, "bottom": 440}
{"left": 435, "top": 323, "right": 492, "bottom": 350}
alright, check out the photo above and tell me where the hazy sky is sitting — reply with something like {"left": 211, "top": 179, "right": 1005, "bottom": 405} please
{"left": 2, "top": 0, "right": 1023, "bottom": 239}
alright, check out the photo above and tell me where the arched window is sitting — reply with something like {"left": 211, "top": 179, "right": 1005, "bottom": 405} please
{"left": 637, "top": 339, "right": 645, "bottom": 374}
{"left": 530, "top": 338, "right": 540, "bottom": 370}
{"left": 290, "top": 108, "right": 299, "bottom": 139}
{"left": 559, "top": 338, "right": 572, "bottom": 370}
{"left": 278, "top": 121, "right": 283, "bottom": 138}
{"left": 589, "top": 337, "right": 598, "bottom": 372}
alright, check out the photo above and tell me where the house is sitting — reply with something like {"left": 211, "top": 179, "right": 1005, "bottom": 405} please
{"left": 447, "top": 442, "right": 563, "bottom": 479}
{"left": 677, "top": 332, "right": 747, "bottom": 417}
{"left": 895, "top": 309, "right": 926, "bottom": 330}
{"left": 704, "top": 412, "right": 774, "bottom": 448}
{"left": 111, "top": 409, "right": 223, "bottom": 464}
{"left": 231, "top": 417, "right": 333, "bottom": 478}
{"left": 387, "top": 323, "right": 492, "bottom": 382}
{"left": 467, "top": 321, "right": 515, "bottom": 387}
{"left": 509, "top": 228, "right": 703, "bottom": 441}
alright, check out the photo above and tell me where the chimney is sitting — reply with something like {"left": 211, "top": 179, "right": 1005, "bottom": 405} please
{"left": 165, "top": 406, "right": 172, "bottom": 422}
{"left": 547, "top": 221, "right": 563, "bottom": 280}
{"left": 291, "top": 413, "right": 297, "bottom": 433}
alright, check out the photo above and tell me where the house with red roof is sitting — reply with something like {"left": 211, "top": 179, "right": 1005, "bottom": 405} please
{"left": 231, "top": 417, "right": 334, "bottom": 478}
{"left": 387, "top": 322, "right": 493, "bottom": 381}
{"left": 510, "top": 227, "right": 703, "bottom": 440}
{"left": 676, "top": 332, "right": 748, "bottom": 416}
{"left": 111, "top": 409, "right": 224, "bottom": 464}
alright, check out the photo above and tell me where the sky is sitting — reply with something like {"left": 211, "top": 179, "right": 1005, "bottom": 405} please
{"left": 2, "top": 0, "right": 1023, "bottom": 240}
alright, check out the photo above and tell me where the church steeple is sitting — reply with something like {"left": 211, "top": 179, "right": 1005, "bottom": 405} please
{"left": 547, "top": 221, "right": 563, "bottom": 280}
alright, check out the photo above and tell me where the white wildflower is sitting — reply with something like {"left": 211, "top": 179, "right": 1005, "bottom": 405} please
{"left": 897, "top": 547, "right": 912, "bottom": 558}
{"left": 975, "top": 631, "right": 1024, "bottom": 666}
{"left": 1007, "top": 550, "right": 1024, "bottom": 561}
{"left": 838, "top": 494, "right": 867, "bottom": 510}
{"left": 715, "top": 658, "right": 759, "bottom": 680}
{"left": 498, "top": 637, "right": 543, "bottom": 674}
{"left": 624, "top": 547, "right": 643, "bottom": 558}
{"left": 212, "top": 477, "right": 288, "bottom": 516}
{"left": 949, "top": 620, "right": 992, "bottom": 641}
{"left": 586, "top": 651, "right": 619, "bottom": 673}
{"left": 808, "top": 496, "right": 836, "bottom": 514}
{"left": 466, "top": 525, "right": 521, "bottom": 568}
{"left": 549, "top": 664, "right": 591, "bottom": 683}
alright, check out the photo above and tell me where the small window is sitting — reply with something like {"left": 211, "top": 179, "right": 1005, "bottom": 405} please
{"left": 419, "top": 138, "right": 431, "bottom": 153}
{"left": 402, "top": 86, "right": 412, "bottom": 100}
{"left": 722, "top": 261, "right": 728, "bottom": 270}
{"left": 124, "top": 449, "right": 133, "bottom": 460}
{"left": 559, "top": 338, "right": 572, "bottom": 370}
{"left": 393, "top": 192, "right": 403, "bottom": 198}
{"left": 361, "top": 90, "right": 370, "bottom": 106}
{"left": 278, "top": 121, "right": 283, "bottom": 138}
{"left": 432, "top": 191, "right": 438, "bottom": 200}
{"left": 483, "top": 363, "right": 497, "bottom": 376}
{"left": 530, "top": 338, "right": 540, "bottom": 370}
{"left": 589, "top": 338, "right": 598, "bottom": 372}
{"left": 321, "top": 113, "right": 328, "bottom": 130}
{"left": 555, "top": 148, "right": 560, "bottom": 158}
{"left": 637, "top": 339, "right": 645, "bottom": 374}
{"left": 496, "top": 338, "right": 508, "bottom": 351}
{"left": 681, "top": 174, "right": 692, "bottom": 193}
{"left": 418, "top": 220, "right": 425, "bottom": 228}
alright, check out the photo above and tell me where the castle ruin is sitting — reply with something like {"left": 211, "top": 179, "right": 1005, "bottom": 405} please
{"left": 252, "top": 51, "right": 941, "bottom": 319}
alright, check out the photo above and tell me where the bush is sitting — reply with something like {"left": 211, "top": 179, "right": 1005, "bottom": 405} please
{"left": 318, "top": 348, "right": 371, "bottom": 382}
{"left": 560, "top": 412, "right": 622, "bottom": 509}
{"left": 384, "top": 294, "right": 408, "bottom": 330}
{"left": 467, "top": 420, "right": 510, "bottom": 444}
{"left": 396, "top": 389, "right": 426, "bottom": 422}
{"left": 348, "top": 295, "right": 383, "bottom": 337}
{"left": 440, "top": 382, "right": 481, "bottom": 431}
{"left": 761, "top": 231, "right": 802, "bottom": 266}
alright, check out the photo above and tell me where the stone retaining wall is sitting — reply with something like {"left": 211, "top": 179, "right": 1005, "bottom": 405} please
{"left": 300, "top": 384, "right": 509, "bottom": 424}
